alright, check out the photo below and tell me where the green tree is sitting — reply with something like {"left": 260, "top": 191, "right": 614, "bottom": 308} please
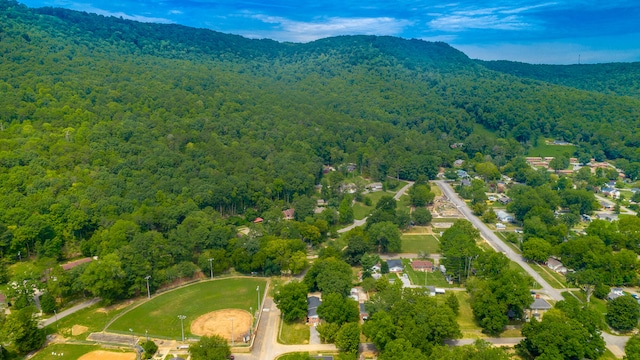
{"left": 335, "top": 322, "right": 360, "bottom": 353}
{"left": 274, "top": 280, "right": 308, "bottom": 322}
{"left": 1, "top": 306, "right": 45, "bottom": 354}
{"left": 475, "top": 162, "right": 500, "bottom": 181}
{"left": 317, "top": 322, "right": 341, "bottom": 343}
{"left": 367, "top": 222, "right": 401, "bottom": 253}
{"left": 342, "top": 228, "right": 371, "bottom": 265}
{"left": 521, "top": 237, "right": 552, "bottom": 263}
{"left": 39, "top": 292, "right": 57, "bottom": 314}
{"left": 189, "top": 335, "right": 230, "bottom": 360}
{"left": 79, "top": 253, "right": 126, "bottom": 304}
{"left": 409, "top": 184, "right": 434, "bottom": 207}
{"left": 445, "top": 292, "right": 460, "bottom": 316}
{"left": 338, "top": 197, "right": 354, "bottom": 225}
{"left": 412, "top": 207, "right": 432, "bottom": 225}
{"left": 606, "top": 295, "right": 640, "bottom": 332}
{"left": 142, "top": 340, "right": 158, "bottom": 359}
{"left": 317, "top": 293, "right": 359, "bottom": 325}
{"left": 625, "top": 334, "right": 640, "bottom": 360}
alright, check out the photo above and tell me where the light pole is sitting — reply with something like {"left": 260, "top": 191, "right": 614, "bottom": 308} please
{"left": 231, "top": 318, "right": 235, "bottom": 347}
{"left": 256, "top": 286, "right": 260, "bottom": 312}
{"left": 146, "top": 329, "right": 149, "bottom": 342}
{"left": 208, "top": 258, "right": 214, "bottom": 279}
{"left": 178, "top": 315, "right": 186, "bottom": 342}
{"left": 249, "top": 307, "right": 253, "bottom": 339}
{"left": 145, "top": 275, "right": 151, "bottom": 299}
{"left": 129, "top": 328, "right": 134, "bottom": 346}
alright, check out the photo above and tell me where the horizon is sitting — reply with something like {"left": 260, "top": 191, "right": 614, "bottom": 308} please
{"left": 16, "top": 0, "right": 640, "bottom": 65}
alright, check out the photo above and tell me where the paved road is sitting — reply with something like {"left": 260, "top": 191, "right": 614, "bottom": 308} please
{"left": 434, "top": 181, "right": 564, "bottom": 301}
{"left": 39, "top": 298, "right": 101, "bottom": 328}
{"left": 234, "top": 298, "right": 336, "bottom": 360}
{"left": 434, "top": 180, "right": 630, "bottom": 357}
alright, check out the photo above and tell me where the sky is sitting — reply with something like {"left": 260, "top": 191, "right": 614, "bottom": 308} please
{"left": 18, "top": 0, "right": 640, "bottom": 64}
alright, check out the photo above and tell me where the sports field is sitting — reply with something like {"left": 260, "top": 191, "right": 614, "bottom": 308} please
{"left": 108, "top": 278, "right": 266, "bottom": 339}
{"left": 31, "top": 345, "right": 112, "bottom": 360}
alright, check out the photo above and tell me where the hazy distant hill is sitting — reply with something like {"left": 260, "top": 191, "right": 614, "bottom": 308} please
{"left": 477, "top": 60, "right": 640, "bottom": 99}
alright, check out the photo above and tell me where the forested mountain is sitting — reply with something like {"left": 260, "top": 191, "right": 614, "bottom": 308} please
{"left": 477, "top": 60, "right": 640, "bottom": 99}
{"left": 1, "top": 0, "right": 640, "bottom": 303}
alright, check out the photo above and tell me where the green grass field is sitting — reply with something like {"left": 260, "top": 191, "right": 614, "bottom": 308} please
{"left": 44, "top": 302, "right": 129, "bottom": 341}
{"left": 108, "top": 278, "right": 266, "bottom": 339}
{"left": 401, "top": 259, "right": 452, "bottom": 288}
{"left": 531, "top": 263, "right": 567, "bottom": 288}
{"left": 400, "top": 234, "right": 440, "bottom": 254}
{"left": 353, "top": 202, "right": 372, "bottom": 220}
{"left": 279, "top": 320, "right": 310, "bottom": 345}
{"left": 526, "top": 137, "right": 576, "bottom": 158}
{"left": 30, "top": 344, "right": 103, "bottom": 360}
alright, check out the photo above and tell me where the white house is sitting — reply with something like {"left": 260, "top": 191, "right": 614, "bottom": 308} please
{"left": 496, "top": 210, "right": 514, "bottom": 223}
{"left": 386, "top": 259, "right": 404, "bottom": 273}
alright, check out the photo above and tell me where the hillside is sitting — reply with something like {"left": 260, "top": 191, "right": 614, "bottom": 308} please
{"left": 1, "top": 0, "right": 640, "bottom": 284}
{"left": 477, "top": 60, "right": 640, "bottom": 99}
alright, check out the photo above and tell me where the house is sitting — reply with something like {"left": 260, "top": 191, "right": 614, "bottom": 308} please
{"left": 425, "top": 286, "right": 436, "bottom": 296}
{"left": 608, "top": 288, "right": 625, "bottom": 301}
{"left": 360, "top": 303, "right": 369, "bottom": 321}
{"left": 546, "top": 257, "right": 567, "bottom": 275}
{"left": 411, "top": 260, "right": 433, "bottom": 272}
{"left": 367, "top": 182, "right": 383, "bottom": 192}
{"left": 461, "top": 179, "right": 471, "bottom": 187}
{"left": 282, "top": 208, "right": 295, "bottom": 220}
{"left": 498, "top": 196, "right": 512, "bottom": 205}
{"left": 457, "top": 170, "right": 469, "bottom": 178}
{"left": 253, "top": 217, "right": 263, "bottom": 223}
{"left": 496, "top": 210, "right": 514, "bottom": 223}
{"left": 601, "top": 186, "right": 620, "bottom": 199}
{"left": 453, "top": 159, "right": 465, "bottom": 167}
{"left": 340, "top": 183, "right": 357, "bottom": 194}
{"left": 496, "top": 223, "right": 506, "bottom": 230}
{"left": 386, "top": 259, "right": 404, "bottom": 273}
{"left": 349, "top": 288, "right": 359, "bottom": 302}
{"left": 371, "top": 263, "right": 381, "bottom": 273}
{"left": 307, "top": 296, "right": 322, "bottom": 325}
{"left": 527, "top": 295, "right": 552, "bottom": 321}
{"left": 596, "top": 213, "right": 618, "bottom": 222}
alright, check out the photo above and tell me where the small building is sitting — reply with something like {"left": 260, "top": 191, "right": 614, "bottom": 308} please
{"left": 527, "top": 295, "right": 552, "bottom": 321}
{"left": 608, "top": 288, "right": 625, "bottom": 301}
{"left": 496, "top": 223, "right": 506, "bottom": 230}
{"left": 498, "top": 196, "right": 512, "bottom": 205}
{"left": 453, "top": 159, "right": 465, "bottom": 167}
{"left": 283, "top": 208, "right": 295, "bottom": 220}
{"left": 425, "top": 286, "right": 436, "bottom": 296}
{"left": 496, "top": 210, "right": 514, "bottom": 223}
{"left": 546, "top": 257, "right": 567, "bottom": 275}
{"left": 367, "top": 182, "right": 383, "bottom": 192}
{"left": 307, "top": 296, "right": 322, "bottom": 325}
{"left": 349, "top": 288, "right": 359, "bottom": 302}
{"left": 253, "top": 217, "right": 263, "bottom": 223}
{"left": 461, "top": 179, "right": 471, "bottom": 187}
{"left": 411, "top": 260, "right": 433, "bottom": 272}
{"left": 386, "top": 259, "right": 404, "bottom": 273}
{"left": 596, "top": 213, "right": 618, "bottom": 222}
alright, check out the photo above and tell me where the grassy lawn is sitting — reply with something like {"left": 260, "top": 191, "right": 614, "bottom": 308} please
{"left": 509, "top": 262, "right": 542, "bottom": 289}
{"left": 31, "top": 344, "right": 103, "bottom": 360}
{"left": 279, "top": 320, "right": 310, "bottom": 344}
{"left": 353, "top": 202, "right": 372, "bottom": 220}
{"left": 108, "top": 278, "right": 267, "bottom": 339}
{"left": 530, "top": 263, "right": 567, "bottom": 288}
{"left": 397, "top": 194, "right": 411, "bottom": 212}
{"left": 44, "top": 302, "right": 129, "bottom": 341}
{"left": 454, "top": 291, "right": 486, "bottom": 339}
{"left": 526, "top": 137, "right": 576, "bottom": 158}
{"left": 401, "top": 234, "right": 440, "bottom": 254}
{"left": 568, "top": 291, "right": 608, "bottom": 315}
{"left": 401, "top": 259, "right": 452, "bottom": 288}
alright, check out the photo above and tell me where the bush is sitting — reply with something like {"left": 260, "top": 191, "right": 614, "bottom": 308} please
{"left": 142, "top": 340, "right": 158, "bottom": 359}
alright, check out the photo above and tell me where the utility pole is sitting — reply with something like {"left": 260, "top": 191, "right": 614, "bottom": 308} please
{"left": 178, "top": 315, "right": 186, "bottom": 342}
{"left": 145, "top": 275, "right": 151, "bottom": 299}
{"left": 256, "top": 286, "right": 260, "bottom": 311}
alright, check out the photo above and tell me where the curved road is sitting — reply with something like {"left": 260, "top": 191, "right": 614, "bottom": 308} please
{"left": 434, "top": 180, "right": 629, "bottom": 357}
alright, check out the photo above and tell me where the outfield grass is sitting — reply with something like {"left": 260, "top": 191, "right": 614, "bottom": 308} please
{"left": 400, "top": 235, "right": 440, "bottom": 254}
{"left": 526, "top": 137, "right": 576, "bottom": 158}
{"left": 279, "top": 320, "right": 310, "bottom": 345}
{"left": 44, "top": 302, "right": 129, "bottom": 340}
{"left": 108, "top": 278, "right": 266, "bottom": 339}
{"left": 31, "top": 344, "right": 102, "bottom": 360}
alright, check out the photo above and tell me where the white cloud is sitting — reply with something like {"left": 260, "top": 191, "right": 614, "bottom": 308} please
{"left": 429, "top": 14, "right": 530, "bottom": 31}
{"left": 246, "top": 14, "right": 413, "bottom": 42}
{"left": 66, "top": 2, "right": 174, "bottom": 23}
{"left": 169, "top": 9, "right": 183, "bottom": 15}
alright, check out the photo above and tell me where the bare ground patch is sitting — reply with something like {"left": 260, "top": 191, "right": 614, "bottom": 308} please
{"left": 78, "top": 350, "right": 136, "bottom": 360}
{"left": 191, "top": 309, "right": 251, "bottom": 343}
{"left": 72, "top": 324, "right": 89, "bottom": 336}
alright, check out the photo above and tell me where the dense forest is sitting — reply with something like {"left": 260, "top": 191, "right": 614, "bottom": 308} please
{"left": 1, "top": 0, "right": 640, "bottom": 314}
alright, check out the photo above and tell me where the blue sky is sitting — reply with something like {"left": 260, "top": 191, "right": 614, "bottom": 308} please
{"left": 18, "top": 0, "right": 640, "bottom": 64}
